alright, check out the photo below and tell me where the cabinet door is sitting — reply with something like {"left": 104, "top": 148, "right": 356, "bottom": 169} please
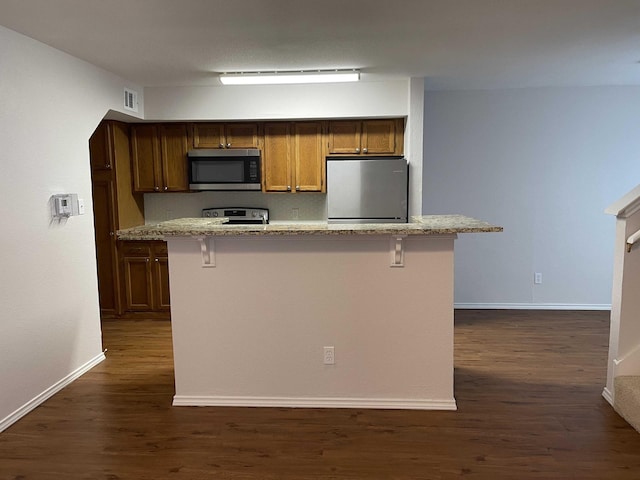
{"left": 362, "top": 119, "right": 397, "bottom": 155}
{"left": 91, "top": 177, "right": 120, "bottom": 316}
{"left": 154, "top": 256, "right": 171, "bottom": 311}
{"left": 121, "top": 246, "right": 153, "bottom": 311}
{"left": 225, "top": 123, "right": 259, "bottom": 148}
{"left": 131, "top": 124, "right": 161, "bottom": 192}
{"left": 328, "top": 121, "right": 361, "bottom": 154}
{"left": 158, "top": 124, "right": 189, "bottom": 192}
{"left": 193, "top": 123, "right": 225, "bottom": 148}
{"left": 262, "top": 122, "right": 292, "bottom": 192}
{"left": 294, "top": 122, "right": 324, "bottom": 192}
{"left": 89, "top": 122, "right": 114, "bottom": 172}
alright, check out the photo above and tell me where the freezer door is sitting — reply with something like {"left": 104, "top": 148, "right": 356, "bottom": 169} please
{"left": 327, "top": 158, "right": 408, "bottom": 222}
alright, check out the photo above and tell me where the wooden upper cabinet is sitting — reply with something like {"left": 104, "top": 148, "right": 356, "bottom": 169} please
{"left": 327, "top": 121, "right": 361, "bottom": 154}
{"left": 262, "top": 122, "right": 292, "bottom": 192}
{"left": 362, "top": 119, "right": 398, "bottom": 154}
{"left": 262, "top": 121, "right": 325, "bottom": 193}
{"left": 131, "top": 124, "right": 160, "bottom": 192}
{"left": 158, "top": 124, "right": 189, "bottom": 192}
{"left": 327, "top": 118, "right": 404, "bottom": 156}
{"left": 89, "top": 121, "right": 114, "bottom": 172}
{"left": 131, "top": 123, "right": 189, "bottom": 192}
{"left": 225, "top": 123, "right": 259, "bottom": 148}
{"left": 294, "top": 122, "right": 325, "bottom": 192}
{"left": 192, "top": 123, "right": 259, "bottom": 149}
{"left": 192, "top": 123, "right": 224, "bottom": 148}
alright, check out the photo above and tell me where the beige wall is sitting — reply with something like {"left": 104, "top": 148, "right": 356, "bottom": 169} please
{"left": 168, "top": 234, "right": 456, "bottom": 409}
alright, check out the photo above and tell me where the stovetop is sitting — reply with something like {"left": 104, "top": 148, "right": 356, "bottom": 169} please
{"left": 202, "top": 207, "right": 269, "bottom": 224}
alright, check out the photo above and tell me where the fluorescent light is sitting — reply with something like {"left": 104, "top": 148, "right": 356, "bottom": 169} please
{"left": 219, "top": 70, "right": 360, "bottom": 85}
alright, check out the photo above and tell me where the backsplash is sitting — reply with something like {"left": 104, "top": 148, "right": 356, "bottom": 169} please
{"left": 144, "top": 192, "right": 327, "bottom": 223}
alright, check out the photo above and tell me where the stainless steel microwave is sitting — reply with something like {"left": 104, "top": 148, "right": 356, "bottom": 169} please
{"left": 188, "top": 149, "right": 262, "bottom": 191}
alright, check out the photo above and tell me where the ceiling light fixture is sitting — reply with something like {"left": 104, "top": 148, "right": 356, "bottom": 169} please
{"left": 219, "top": 69, "right": 360, "bottom": 85}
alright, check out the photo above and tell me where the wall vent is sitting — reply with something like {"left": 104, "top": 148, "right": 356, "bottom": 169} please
{"left": 124, "top": 88, "right": 138, "bottom": 112}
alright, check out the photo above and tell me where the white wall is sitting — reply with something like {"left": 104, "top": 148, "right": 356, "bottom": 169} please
{"left": 0, "top": 25, "right": 143, "bottom": 430}
{"left": 144, "top": 80, "right": 409, "bottom": 120}
{"left": 423, "top": 87, "right": 640, "bottom": 309}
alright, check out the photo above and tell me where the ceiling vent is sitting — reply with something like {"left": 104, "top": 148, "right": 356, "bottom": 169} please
{"left": 124, "top": 88, "right": 138, "bottom": 112}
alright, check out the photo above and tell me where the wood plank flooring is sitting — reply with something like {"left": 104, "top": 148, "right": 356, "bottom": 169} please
{"left": 1, "top": 310, "right": 640, "bottom": 479}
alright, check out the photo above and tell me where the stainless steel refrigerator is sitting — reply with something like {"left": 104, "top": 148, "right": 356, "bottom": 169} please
{"left": 327, "top": 156, "right": 409, "bottom": 224}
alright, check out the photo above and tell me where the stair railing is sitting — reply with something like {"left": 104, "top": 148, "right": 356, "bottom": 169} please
{"left": 626, "top": 228, "right": 640, "bottom": 253}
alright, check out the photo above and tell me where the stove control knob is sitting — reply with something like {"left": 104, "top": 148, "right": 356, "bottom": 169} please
{"left": 212, "top": 212, "right": 218, "bottom": 217}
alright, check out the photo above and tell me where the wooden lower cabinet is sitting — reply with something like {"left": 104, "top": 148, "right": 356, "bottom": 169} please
{"left": 119, "top": 241, "right": 170, "bottom": 317}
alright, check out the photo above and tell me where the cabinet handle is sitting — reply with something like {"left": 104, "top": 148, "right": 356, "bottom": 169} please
{"left": 164, "top": 186, "right": 168, "bottom": 191}
{"left": 363, "top": 148, "right": 368, "bottom": 153}
{"left": 287, "top": 185, "right": 291, "bottom": 191}
{"left": 146, "top": 258, "right": 149, "bottom": 262}
{"left": 105, "top": 164, "right": 111, "bottom": 169}
{"left": 154, "top": 186, "right": 160, "bottom": 191}
{"left": 296, "top": 185, "right": 300, "bottom": 191}
{"left": 226, "top": 143, "right": 231, "bottom": 148}
{"left": 219, "top": 143, "right": 224, "bottom": 148}
{"left": 355, "top": 148, "right": 360, "bottom": 153}
{"left": 109, "top": 231, "right": 114, "bottom": 236}
{"left": 155, "top": 258, "right": 159, "bottom": 262}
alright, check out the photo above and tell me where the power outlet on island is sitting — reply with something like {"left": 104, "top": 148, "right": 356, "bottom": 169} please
{"left": 534, "top": 272, "right": 543, "bottom": 285}
{"left": 323, "top": 346, "right": 335, "bottom": 365}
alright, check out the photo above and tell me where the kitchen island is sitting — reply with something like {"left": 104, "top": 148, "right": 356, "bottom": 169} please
{"left": 119, "top": 215, "right": 501, "bottom": 410}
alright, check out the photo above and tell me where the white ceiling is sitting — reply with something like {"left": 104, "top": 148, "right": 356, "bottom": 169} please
{"left": 1, "top": 0, "right": 640, "bottom": 90}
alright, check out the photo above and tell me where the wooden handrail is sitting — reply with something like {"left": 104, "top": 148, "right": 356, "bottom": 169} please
{"left": 626, "top": 228, "right": 640, "bottom": 252}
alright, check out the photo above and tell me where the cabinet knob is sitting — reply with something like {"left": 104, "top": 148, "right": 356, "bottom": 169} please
{"left": 296, "top": 185, "right": 300, "bottom": 191}
{"left": 363, "top": 148, "right": 368, "bottom": 153}
{"left": 219, "top": 143, "right": 224, "bottom": 148}
{"left": 164, "top": 186, "right": 168, "bottom": 191}
{"left": 109, "top": 231, "right": 114, "bottom": 236}
{"left": 105, "top": 164, "right": 111, "bottom": 169}
{"left": 155, "top": 258, "right": 159, "bottom": 262}
{"left": 146, "top": 258, "right": 149, "bottom": 262}
{"left": 287, "top": 185, "right": 291, "bottom": 191}
{"left": 154, "top": 186, "right": 160, "bottom": 191}
{"left": 355, "top": 148, "right": 360, "bottom": 153}
{"left": 226, "top": 143, "right": 231, "bottom": 148}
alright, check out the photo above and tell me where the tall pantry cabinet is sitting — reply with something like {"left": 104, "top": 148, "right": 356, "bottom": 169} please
{"left": 90, "top": 121, "right": 145, "bottom": 318}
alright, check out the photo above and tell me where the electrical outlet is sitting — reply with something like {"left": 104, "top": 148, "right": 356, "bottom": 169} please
{"left": 323, "top": 346, "right": 335, "bottom": 365}
{"left": 534, "top": 272, "right": 542, "bottom": 285}
{"left": 292, "top": 208, "right": 299, "bottom": 220}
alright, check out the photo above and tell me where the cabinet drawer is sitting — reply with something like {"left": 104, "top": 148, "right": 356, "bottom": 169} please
{"left": 119, "top": 242, "right": 151, "bottom": 256}
{"left": 152, "top": 242, "right": 168, "bottom": 256}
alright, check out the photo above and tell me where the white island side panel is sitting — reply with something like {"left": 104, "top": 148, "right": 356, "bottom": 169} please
{"left": 167, "top": 234, "right": 456, "bottom": 409}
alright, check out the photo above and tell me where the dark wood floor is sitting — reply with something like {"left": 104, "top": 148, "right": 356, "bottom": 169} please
{"left": 1, "top": 310, "right": 640, "bottom": 479}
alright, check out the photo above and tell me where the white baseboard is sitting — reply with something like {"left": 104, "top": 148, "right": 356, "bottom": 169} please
{"left": 0, "top": 351, "right": 106, "bottom": 433}
{"left": 602, "top": 387, "right": 614, "bottom": 406}
{"left": 173, "top": 395, "right": 457, "bottom": 411}
{"left": 454, "top": 303, "right": 611, "bottom": 311}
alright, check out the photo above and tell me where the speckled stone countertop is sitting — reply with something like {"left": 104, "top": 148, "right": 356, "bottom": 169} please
{"left": 117, "top": 215, "right": 502, "bottom": 240}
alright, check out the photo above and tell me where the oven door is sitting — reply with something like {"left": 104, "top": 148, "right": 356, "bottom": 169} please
{"left": 188, "top": 149, "right": 261, "bottom": 191}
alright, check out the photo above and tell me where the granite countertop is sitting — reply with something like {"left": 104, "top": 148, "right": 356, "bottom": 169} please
{"left": 117, "top": 215, "right": 502, "bottom": 240}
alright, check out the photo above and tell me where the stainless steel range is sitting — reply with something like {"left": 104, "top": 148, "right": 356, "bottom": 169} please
{"left": 202, "top": 207, "right": 269, "bottom": 224}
